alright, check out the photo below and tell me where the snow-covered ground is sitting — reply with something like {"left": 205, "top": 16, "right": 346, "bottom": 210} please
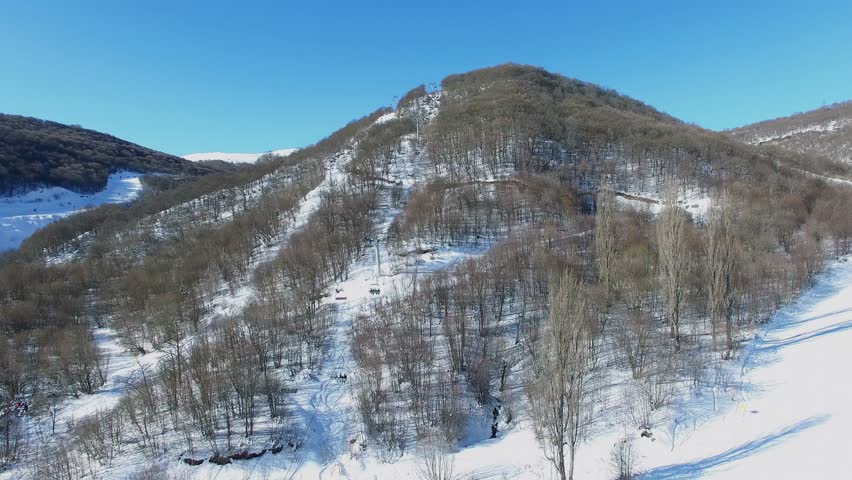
{"left": 20, "top": 327, "right": 165, "bottom": 437}
{"left": 182, "top": 148, "right": 298, "bottom": 164}
{"left": 614, "top": 188, "right": 713, "bottom": 221}
{"left": 373, "top": 111, "right": 397, "bottom": 125}
{"left": 0, "top": 171, "right": 143, "bottom": 251}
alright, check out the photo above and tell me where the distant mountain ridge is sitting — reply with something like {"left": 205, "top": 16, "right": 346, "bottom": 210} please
{"left": 183, "top": 148, "right": 298, "bottom": 164}
{"left": 0, "top": 113, "right": 213, "bottom": 195}
{"left": 728, "top": 101, "right": 852, "bottom": 164}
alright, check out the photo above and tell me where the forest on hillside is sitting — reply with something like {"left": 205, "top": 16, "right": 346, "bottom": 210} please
{"left": 1, "top": 65, "right": 852, "bottom": 480}
{"left": 0, "top": 114, "right": 213, "bottom": 195}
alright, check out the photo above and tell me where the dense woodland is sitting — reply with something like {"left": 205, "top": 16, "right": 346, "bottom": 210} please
{"left": 1, "top": 65, "right": 852, "bottom": 480}
{"left": 0, "top": 113, "right": 214, "bottom": 195}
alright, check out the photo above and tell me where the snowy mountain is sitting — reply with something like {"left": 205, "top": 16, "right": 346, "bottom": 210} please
{"left": 728, "top": 101, "right": 852, "bottom": 164}
{"left": 183, "top": 148, "right": 298, "bottom": 164}
{"left": 2, "top": 65, "right": 851, "bottom": 480}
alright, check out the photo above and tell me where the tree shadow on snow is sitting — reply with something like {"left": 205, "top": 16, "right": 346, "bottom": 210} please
{"left": 772, "top": 307, "right": 852, "bottom": 330}
{"left": 744, "top": 315, "right": 852, "bottom": 372}
{"left": 762, "top": 260, "right": 852, "bottom": 332}
{"left": 637, "top": 415, "right": 829, "bottom": 480}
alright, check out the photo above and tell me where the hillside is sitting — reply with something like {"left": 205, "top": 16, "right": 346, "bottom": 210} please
{"left": 728, "top": 101, "right": 852, "bottom": 164}
{"left": 0, "top": 113, "right": 213, "bottom": 195}
{"left": 1, "top": 64, "right": 851, "bottom": 480}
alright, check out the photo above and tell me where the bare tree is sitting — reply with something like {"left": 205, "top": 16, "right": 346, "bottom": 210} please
{"left": 614, "top": 307, "right": 655, "bottom": 379}
{"left": 526, "top": 273, "right": 592, "bottom": 480}
{"left": 609, "top": 434, "right": 638, "bottom": 480}
{"left": 56, "top": 326, "right": 108, "bottom": 396}
{"left": 417, "top": 437, "right": 458, "bottom": 480}
{"left": 595, "top": 190, "right": 618, "bottom": 311}
{"left": 706, "top": 197, "right": 736, "bottom": 358}
{"left": 656, "top": 184, "right": 687, "bottom": 347}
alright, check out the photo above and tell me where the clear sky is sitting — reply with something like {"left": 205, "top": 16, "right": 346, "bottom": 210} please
{"left": 2, "top": 1, "right": 851, "bottom": 156}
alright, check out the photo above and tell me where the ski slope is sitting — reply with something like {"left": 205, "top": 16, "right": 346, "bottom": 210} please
{"left": 182, "top": 148, "right": 298, "bottom": 164}
{"left": 0, "top": 171, "right": 143, "bottom": 251}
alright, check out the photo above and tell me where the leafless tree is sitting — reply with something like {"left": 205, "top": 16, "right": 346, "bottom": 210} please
{"left": 609, "top": 434, "right": 638, "bottom": 480}
{"left": 657, "top": 184, "right": 688, "bottom": 347}
{"left": 526, "top": 273, "right": 593, "bottom": 480}
{"left": 614, "top": 307, "right": 655, "bottom": 379}
{"left": 417, "top": 437, "right": 458, "bottom": 480}
{"left": 595, "top": 190, "right": 618, "bottom": 311}
{"left": 706, "top": 197, "right": 737, "bottom": 358}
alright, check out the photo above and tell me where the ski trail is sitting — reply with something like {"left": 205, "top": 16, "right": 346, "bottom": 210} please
{"left": 287, "top": 138, "right": 424, "bottom": 479}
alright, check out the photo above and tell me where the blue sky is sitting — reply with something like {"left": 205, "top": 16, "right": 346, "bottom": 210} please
{"left": 2, "top": 1, "right": 850, "bottom": 156}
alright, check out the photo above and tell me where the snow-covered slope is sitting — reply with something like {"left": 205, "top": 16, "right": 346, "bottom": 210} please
{"left": 5, "top": 87, "right": 850, "bottom": 480}
{"left": 0, "top": 156, "right": 338, "bottom": 480}
{"left": 157, "top": 255, "right": 852, "bottom": 479}
{"left": 0, "top": 171, "right": 143, "bottom": 251}
{"left": 737, "top": 119, "right": 850, "bottom": 145}
{"left": 728, "top": 101, "right": 852, "bottom": 164}
{"left": 183, "top": 148, "right": 298, "bottom": 164}
{"left": 79, "top": 252, "right": 847, "bottom": 480}
{"left": 634, "top": 257, "right": 852, "bottom": 479}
